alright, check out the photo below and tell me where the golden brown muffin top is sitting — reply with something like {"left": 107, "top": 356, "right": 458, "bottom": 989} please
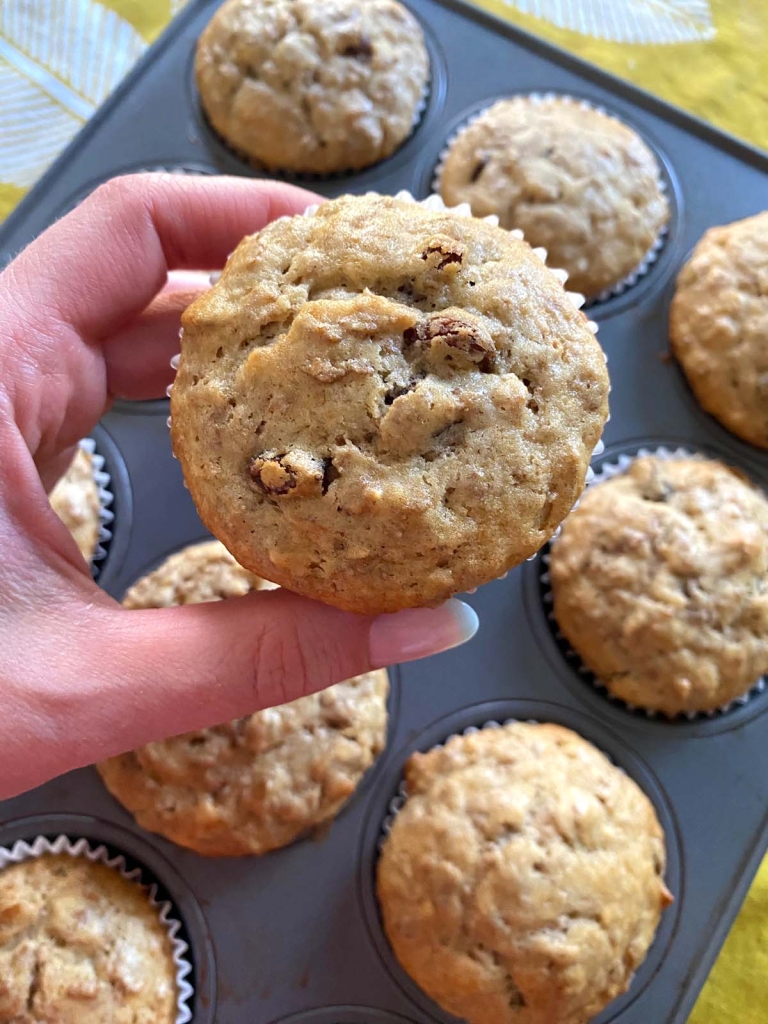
{"left": 439, "top": 97, "right": 669, "bottom": 297}
{"left": 670, "top": 211, "right": 768, "bottom": 449}
{"left": 377, "top": 722, "right": 671, "bottom": 1024}
{"left": 171, "top": 193, "right": 609, "bottom": 614}
{"left": 196, "top": 0, "right": 429, "bottom": 173}
{"left": 550, "top": 455, "right": 768, "bottom": 715}
{"left": 0, "top": 855, "right": 177, "bottom": 1024}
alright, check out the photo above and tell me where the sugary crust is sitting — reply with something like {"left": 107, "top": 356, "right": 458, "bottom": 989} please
{"left": 377, "top": 722, "right": 671, "bottom": 1024}
{"left": 550, "top": 456, "right": 768, "bottom": 714}
{"left": 196, "top": 0, "right": 429, "bottom": 173}
{"left": 439, "top": 97, "right": 669, "bottom": 297}
{"left": 670, "top": 211, "right": 768, "bottom": 449}
{"left": 171, "top": 193, "right": 609, "bottom": 613}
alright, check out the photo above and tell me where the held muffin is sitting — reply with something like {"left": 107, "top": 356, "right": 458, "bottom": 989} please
{"left": 438, "top": 96, "right": 669, "bottom": 297}
{"left": 549, "top": 455, "right": 768, "bottom": 716}
{"left": 0, "top": 854, "right": 178, "bottom": 1023}
{"left": 377, "top": 722, "right": 672, "bottom": 1024}
{"left": 98, "top": 540, "right": 390, "bottom": 856}
{"left": 196, "top": 0, "right": 430, "bottom": 174}
{"left": 670, "top": 211, "right": 768, "bottom": 449}
{"left": 49, "top": 446, "right": 101, "bottom": 564}
{"left": 171, "top": 193, "right": 609, "bottom": 614}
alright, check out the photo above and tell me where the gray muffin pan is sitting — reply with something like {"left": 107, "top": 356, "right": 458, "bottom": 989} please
{"left": 1, "top": 1, "right": 767, "bottom": 1021}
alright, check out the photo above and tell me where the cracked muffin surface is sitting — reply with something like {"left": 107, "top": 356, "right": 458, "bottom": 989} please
{"left": 670, "top": 211, "right": 768, "bottom": 449}
{"left": 438, "top": 97, "right": 669, "bottom": 297}
{"left": 49, "top": 447, "right": 100, "bottom": 564}
{"left": 0, "top": 855, "right": 176, "bottom": 1023}
{"left": 98, "top": 540, "right": 389, "bottom": 856}
{"left": 550, "top": 456, "right": 768, "bottom": 715}
{"left": 196, "top": 0, "right": 429, "bottom": 173}
{"left": 171, "top": 193, "right": 609, "bottom": 614}
{"left": 376, "top": 722, "right": 671, "bottom": 1024}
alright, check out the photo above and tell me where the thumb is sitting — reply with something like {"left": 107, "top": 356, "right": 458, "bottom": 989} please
{"left": 10, "top": 589, "right": 477, "bottom": 796}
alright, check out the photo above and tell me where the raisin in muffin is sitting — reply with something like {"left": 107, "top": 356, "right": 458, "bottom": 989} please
{"left": 670, "top": 211, "right": 768, "bottom": 449}
{"left": 0, "top": 854, "right": 177, "bottom": 1023}
{"left": 49, "top": 447, "right": 101, "bottom": 564}
{"left": 196, "top": 0, "right": 429, "bottom": 173}
{"left": 377, "top": 722, "right": 672, "bottom": 1024}
{"left": 98, "top": 540, "right": 389, "bottom": 856}
{"left": 438, "top": 96, "right": 669, "bottom": 297}
{"left": 550, "top": 455, "right": 768, "bottom": 715}
{"left": 171, "top": 193, "right": 609, "bottom": 614}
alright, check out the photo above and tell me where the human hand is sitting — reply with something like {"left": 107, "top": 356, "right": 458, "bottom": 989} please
{"left": 0, "top": 174, "right": 478, "bottom": 799}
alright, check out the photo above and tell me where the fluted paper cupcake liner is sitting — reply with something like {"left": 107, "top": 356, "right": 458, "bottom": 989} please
{"left": 0, "top": 833, "right": 194, "bottom": 1023}
{"left": 433, "top": 92, "right": 669, "bottom": 306}
{"left": 79, "top": 436, "right": 114, "bottom": 574}
{"left": 541, "top": 444, "right": 767, "bottom": 720}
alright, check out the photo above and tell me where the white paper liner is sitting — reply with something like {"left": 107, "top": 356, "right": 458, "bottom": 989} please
{"left": 78, "top": 436, "right": 114, "bottom": 574}
{"left": 0, "top": 833, "right": 194, "bottom": 1023}
{"left": 432, "top": 92, "right": 669, "bottom": 306}
{"left": 541, "top": 444, "right": 768, "bottom": 721}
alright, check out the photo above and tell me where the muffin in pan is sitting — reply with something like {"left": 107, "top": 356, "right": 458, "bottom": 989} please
{"left": 377, "top": 722, "right": 672, "bottom": 1024}
{"left": 171, "top": 192, "right": 609, "bottom": 614}
{"left": 438, "top": 96, "right": 669, "bottom": 298}
{"left": 98, "top": 540, "right": 390, "bottom": 856}
{"left": 549, "top": 454, "right": 768, "bottom": 716}
{"left": 0, "top": 854, "right": 179, "bottom": 1022}
{"left": 49, "top": 446, "right": 101, "bottom": 564}
{"left": 196, "top": 0, "right": 430, "bottom": 174}
{"left": 670, "top": 211, "right": 768, "bottom": 449}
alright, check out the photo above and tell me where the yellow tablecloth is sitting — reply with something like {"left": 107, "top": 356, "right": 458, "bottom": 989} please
{"left": 0, "top": 2, "right": 766, "bottom": 1019}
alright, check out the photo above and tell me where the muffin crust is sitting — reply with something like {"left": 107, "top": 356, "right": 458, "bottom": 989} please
{"left": 439, "top": 97, "right": 669, "bottom": 297}
{"left": 196, "top": 0, "right": 429, "bottom": 173}
{"left": 670, "top": 211, "right": 768, "bottom": 449}
{"left": 550, "top": 456, "right": 768, "bottom": 714}
{"left": 377, "top": 722, "right": 671, "bottom": 1024}
{"left": 171, "top": 193, "right": 609, "bottom": 613}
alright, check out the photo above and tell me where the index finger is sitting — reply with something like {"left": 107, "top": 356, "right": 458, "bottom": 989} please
{"left": 8, "top": 173, "right": 319, "bottom": 343}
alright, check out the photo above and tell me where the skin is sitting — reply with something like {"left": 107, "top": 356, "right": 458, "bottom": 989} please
{"left": 0, "top": 174, "right": 477, "bottom": 800}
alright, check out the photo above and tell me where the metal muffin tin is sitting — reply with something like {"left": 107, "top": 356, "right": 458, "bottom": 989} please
{"left": 1, "top": 1, "right": 767, "bottom": 1021}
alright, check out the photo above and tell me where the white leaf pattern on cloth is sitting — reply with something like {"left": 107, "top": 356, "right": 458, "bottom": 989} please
{"left": 0, "top": 0, "right": 147, "bottom": 188}
{"left": 500, "top": 0, "right": 715, "bottom": 44}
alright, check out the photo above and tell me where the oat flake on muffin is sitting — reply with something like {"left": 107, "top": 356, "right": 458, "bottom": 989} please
{"left": 196, "top": 0, "right": 430, "bottom": 174}
{"left": 550, "top": 455, "right": 768, "bottom": 715}
{"left": 438, "top": 96, "right": 669, "bottom": 297}
{"left": 670, "top": 211, "right": 768, "bottom": 449}
{"left": 377, "top": 722, "right": 672, "bottom": 1024}
{"left": 170, "top": 193, "right": 609, "bottom": 614}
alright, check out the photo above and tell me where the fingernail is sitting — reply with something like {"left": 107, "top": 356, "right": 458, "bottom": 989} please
{"left": 369, "top": 599, "right": 479, "bottom": 666}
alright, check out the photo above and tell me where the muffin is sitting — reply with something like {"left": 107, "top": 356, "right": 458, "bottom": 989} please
{"left": 49, "top": 446, "right": 100, "bottom": 564}
{"left": 550, "top": 455, "right": 768, "bottom": 715}
{"left": 670, "top": 211, "right": 768, "bottom": 449}
{"left": 196, "top": 0, "right": 429, "bottom": 174}
{"left": 0, "top": 854, "right": 178, "bottom": 1023}
{"left": 98, "top": 540, "right": 389, "bottom": 856}
{"left": 171, "top": 193, "right": 609, "bottom": 614}
{"left": 438, "top": 97, "right": 669, "bottom": 297}
{"left": 377, "top": 722, "right": 672, "bottom": 1024}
